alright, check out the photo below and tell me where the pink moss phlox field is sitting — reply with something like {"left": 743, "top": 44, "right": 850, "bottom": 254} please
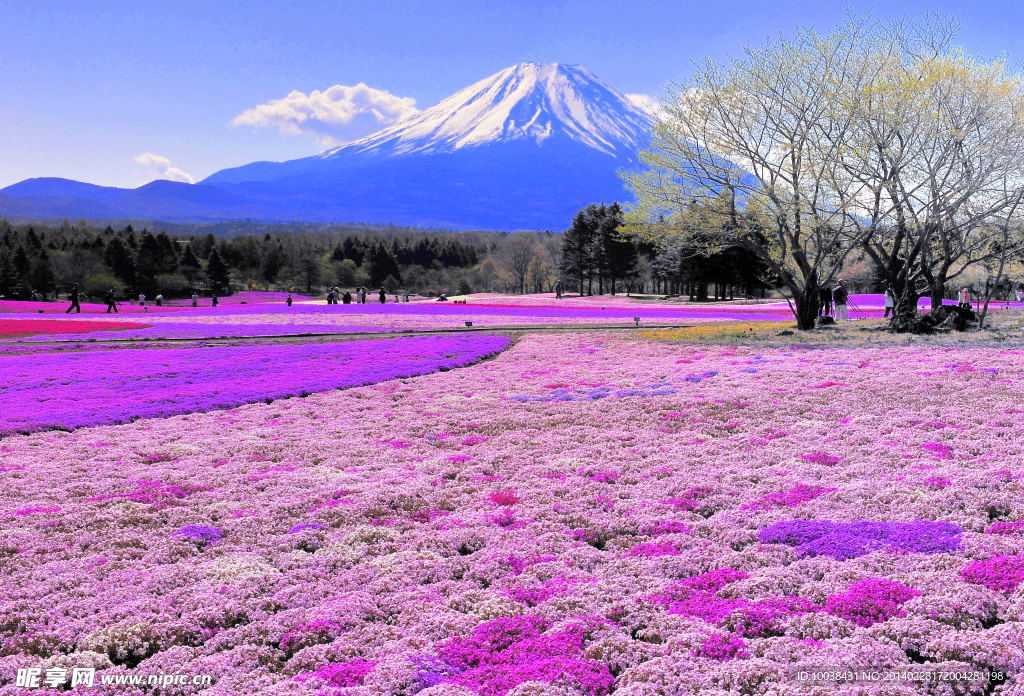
{"left": 0, "top": 334, "right": 509, "bottom": 435}
{"left": 6, "top": 321, "right": 392, "bottom": 342}
{"left": 2, "top": 333, "right": 1024, "bottom": 695}
{"left": 0, "top": 296, "right": 798, "bottom": 337}
{"left": 0, "top": 299, "right": 188, "bottom": 314}
{"left": 0, "top": 300, "right": 791, "bottom": 344}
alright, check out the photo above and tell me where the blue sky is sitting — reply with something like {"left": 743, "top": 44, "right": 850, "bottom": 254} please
{"left": 4, "top": 0, "right": 1024, "bottom": 189}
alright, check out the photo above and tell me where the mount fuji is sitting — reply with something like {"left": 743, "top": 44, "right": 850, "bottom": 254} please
{"left": 1, "top": 63, "right": 654, "bottom": 230}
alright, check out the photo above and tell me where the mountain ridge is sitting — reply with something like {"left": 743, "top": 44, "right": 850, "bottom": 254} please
{"left": 2, "top": 63, "right": 653, "bottom": 230}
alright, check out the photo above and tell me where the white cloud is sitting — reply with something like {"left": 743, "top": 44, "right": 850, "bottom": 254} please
{"left": 231, "top": 83, "right": 420, "bottom": 147}
{"left": 133, "top": 152, "right": 195, "bottom": 184}
{"left": 625, "top": 93, "right": 664, "bottom": 119}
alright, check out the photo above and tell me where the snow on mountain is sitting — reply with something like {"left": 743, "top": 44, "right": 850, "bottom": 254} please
{"left": 2, "top": 63, "right": 655, "bottom": 229}
{"left": 317, "top": 62, "right": 652, "bottom": 158}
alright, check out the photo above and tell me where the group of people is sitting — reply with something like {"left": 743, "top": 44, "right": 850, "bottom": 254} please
{"left": 67, "top": 284, "right": 121, "bottom": 314}
{"left": 325, "top": 287, "right": 354, "bottom": 304}
{"left": 62, "top": 285, "right": 218, "bottom": 313}
{"left": 823, "top": 283, "right": 1024, "bottom": 320}
{"left": 322, "top": 287, "right": 410, "bottom": 305}
{"left": 818, "top": 280, "right": 851, "bottom": 321}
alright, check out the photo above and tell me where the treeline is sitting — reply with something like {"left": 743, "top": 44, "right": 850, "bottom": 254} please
{"left": 0, "top": 222, "right": 231, "bottom": 300}
{"left": 558, "top": 203, "right": 770, "bottom": 299}
{"left": 0, "top": 212, "right": 772, "bottom": 302}
{"left": 0, "top": 219, "right": 517, "bottom": 300}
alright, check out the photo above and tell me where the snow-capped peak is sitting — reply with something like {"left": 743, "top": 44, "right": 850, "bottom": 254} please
{"left": 319, "top": 62, "right": 652, "bottom": 159}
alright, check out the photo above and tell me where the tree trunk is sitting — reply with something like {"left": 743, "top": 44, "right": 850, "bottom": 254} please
{"left": 889, "top": 286, "right": 922, "bottom": 333}
{"left": 793, "top": 282, "right": 820, "bottom": 330}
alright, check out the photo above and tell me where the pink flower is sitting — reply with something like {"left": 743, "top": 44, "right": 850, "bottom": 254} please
{"left": 693, "top": 634, "right": 749, "bottom": 661}
{"left": 922, "top": 442, "right": 954, "bottom": 459}
{"left": 824, "top": 578, "right": 921, "bottom": 627}
{"left": 627, "top": 541, "right": 680, "bottom": 557}
{"left": 962, "top": 555, "right": 1024, "bottom": 592}
{"left": 488, "top": 490, "right": 520, "bottom": 506}
{"left": 800, "top": 452, "right": 841, "bottom": 466}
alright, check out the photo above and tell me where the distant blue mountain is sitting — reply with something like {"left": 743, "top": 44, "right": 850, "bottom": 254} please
{"left": 1, "top": 63, "right": 653, "bottom": 230}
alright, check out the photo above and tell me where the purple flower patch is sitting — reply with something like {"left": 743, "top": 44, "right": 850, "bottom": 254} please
{"left": 172, "top": 524, "right": 223, "bottom": 544}
{"left": 758, "top": 520, "right": 963, "bottom": 559}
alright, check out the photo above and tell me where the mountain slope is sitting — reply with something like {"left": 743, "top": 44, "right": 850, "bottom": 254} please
{"left": 3, "top": 63, "right": 653, "bottom": 230}
{"left": 325, "top": 62, "right": 650, "bottom": 157}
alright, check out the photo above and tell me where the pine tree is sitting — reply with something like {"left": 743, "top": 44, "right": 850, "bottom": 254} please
{"left": 560, "top": 205, "right": 599, "bottom": 295}
{"left": 0, "top": 254, "right": 15, "bottom": 297}
{"left": 206, "top": 248, "right": 231, "bottom": 294}
{"left": 29, "top": 249, "right": 56, "bottom": 298}
{"left": 180, "top": 244, "right": 203, "bottom": 285}
{"left": 600, "top": 203, "right": 637, "bottom": 295}
{"left": 341, "top": 237, "right": 364, "bottom": 266}
{"left": 155, "top": 232, "right": 178, "bottom": 273}
{"left": 367, "top": 244, "right": 401, "bottom": 285}
{"left": 11, "top": 246, "right": 31, "bottom": 298}
{"left": 103, "top": 237, "right": 136, "bottom": 286}
{"left": 135, "top": 232, "right": 163, "bottom": 296}
{"left": 261, "top": 244, "right": 282, "bottom": 284}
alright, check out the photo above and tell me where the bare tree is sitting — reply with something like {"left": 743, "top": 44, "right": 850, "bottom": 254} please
{"left": 623, "top": 19, "right": 879, "bottom": 329}
{"left": 978, "top": 192, "right": 1024, "bottom": 327}
{"left": 624, "top": 15, "right": 1024, "bottom": 330}
{"left": 831, "top": 21, "right": 1024, "bottom": 321}
{"left": 499, "top": 233, "right": 537, "bottom": 294}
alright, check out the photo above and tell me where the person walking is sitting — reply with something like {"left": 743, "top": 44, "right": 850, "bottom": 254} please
{"left": 104, "top": 287, "right": 118, "bottom": 314}
{"left": 832, "top": 281, "right": 849, "bottom": 321}
{"left": 211, "top": 295, "right": 219, "bottom": 308}
{"left": 286, "top": 294, "right": 293, "bottom": 307}
{"left": 65, "top": 283, "right": 82, "bottom": 314}
{"left": 359, "top": 287, "right": 367, "bottom": 304}
{"left": 958, "top": 287, "right": 971, "bottom": 309}
{"left": 819, "top": 284, "right": 833, "bottom": 317}
{"left": 554, "top": 279, "right": 563, "bottom": 300}
{"left": 883, "top": 285, "right": 896, "bottom": 318}
{"left": 378, "top": 288, "right": 386, "bottom": 304}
